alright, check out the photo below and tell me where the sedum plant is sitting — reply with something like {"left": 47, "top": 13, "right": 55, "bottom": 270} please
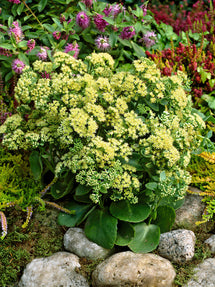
{"left": 0, "top": 52, "right": 205, "bottom": 251}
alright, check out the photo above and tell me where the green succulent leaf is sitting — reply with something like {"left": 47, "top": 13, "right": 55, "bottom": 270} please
{"left": 85, "top": 209, "right": 117, "bottom": 249}
{"left": 110, "top": 200, "right": 151, "bottom": 222}
{"left": 58, "top": 201, "right": 92, "bottom": 227}
{"left": 128, "top": 223, "right": 160, "bottom": 253}
{"left": 29, "top": 151, "right": 43, "bottom": 181}
{"left": 115, "top": 221, "right": 135, "bottom": 246}
{"left": 152, "top": 205, "right": 176, "bottom": 233}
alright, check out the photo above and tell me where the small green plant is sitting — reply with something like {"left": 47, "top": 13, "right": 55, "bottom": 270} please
{"left": 187, "top": 151, "right": 215, "bottom": 224}
{"left": 0, "top": 52, "right": 205, "bottom": 252}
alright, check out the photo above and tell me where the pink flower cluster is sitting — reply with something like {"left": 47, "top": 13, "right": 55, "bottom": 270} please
{"left": 76, "top": 12, "right": 90, "bottom": 29}
{"left": 95, "top": 36, "right": 110, "bottom": 51}
{"left": 94, "top": 14, "right": 109, "bottom": 32}
{"left": 64, "top": 42, "right": 80, "bottom": 58}
{"left": 12, "top": 59, "right": 25, "bottom": 74}
{"left": 37, "top": 47, "right": 48, "bottom": 60}
{"left": 9, "top": 21, "right": 24, "bottom": 43}
{"left": 8, "top": 0, "right": 21, "bottom": 4}
{"left": 120, "top": 26, "right": 135, "bottom": 40}
{"left": 140, "top": 31, "right": 157, "bottom": 48}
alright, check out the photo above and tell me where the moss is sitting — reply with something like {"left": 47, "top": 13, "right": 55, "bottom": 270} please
{"left": 0, "top": 208, "right": 65, "bottom": 287}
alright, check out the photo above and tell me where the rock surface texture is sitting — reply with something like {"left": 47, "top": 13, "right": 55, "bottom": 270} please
{"left": 18, "top": 252, "right": 89, "bottom": 287}
{"left": 158, "top": 229, "right": 196, "bottom": 263}
{"left": 174, "top": 187, "right": 205, "bottom": 230}
{"left": 185, "top": 258, "right": 215, "bottom": 287}
{"left": 92, "top": 251, "right": 176, "bottom": 287}
{"left": 64, "top": 227, "right": 113, "bottom": 260}
{"left": 204, "top": 234, "right": 215, "bottom": 254}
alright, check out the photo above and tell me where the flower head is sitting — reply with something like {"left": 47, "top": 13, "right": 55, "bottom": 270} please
{"left": 0, "top": 211, "right": 7, "bottom": 240}
{"left": 95, "top": 36, "right": 110, "bottom": 51}
{"left": 12, "top": 59, "right": 25, "bottom": 74}
{"left": 120, "top": 26, "right": 135, "bottom": 40}
{"left": 27, "top": 39, "right": 36, "bottom": 52}
{"left": 94, "top": 14, "right": 109, "bottom": 32}
{"left": 9, "top": 21, "right": 24, "bottom": 43}
{"left": 37, "top": 47, "right": 48, "bottom": 60}
{"left": 53, "top": 31, "right": 61, "bottom": 40}
{"left": 64, "top": 42, "right": 80, "bottom": 58}
{"left": 8, "top": 0, "right": 21, "bottom": 3}
{"left": 140, "top": 31, "right": 157, "bottom": 48}
{"left": 76, "top": 12, "right": 90, "bottom": 29}
{"left": 82, "top": 0, "right": 93, "bottom": 8}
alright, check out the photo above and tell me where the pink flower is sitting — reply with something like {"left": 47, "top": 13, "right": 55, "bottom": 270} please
{"left": 139, "top": 31, "right": 157, "bottom": 48}
{"left": 12, "top": 59, "right": 25, "bottom": 74}
{"left": 64, "top": 42, "right": 80, "bottom": 58}
{"left": 94, "top": 14, "right": 109, "bottom": 32}
{"left": 9, "top": 21, "right": 24, "bottom": 43}
{"left": 60, "top": 14, "right": 66, "bottom": 23}
{"left": 140, "top": 4, "right": 147, "bottom": 17}
{"left": 95, "top": 36, "right": 110, "bottom": 51}
{"left": 27, "top": 39, "right": 35, "bottom": 52}
{"left": 0, "top": 211, "right": 7, "bottom": 239}
{"left": 82, "top": 0, "right": 93, "bottom": 8}
{"left": 120, "top": 26, "right": 135, "bottom": 40}
{"left": 8, "top": 0, "right": 21, "bottom": 4}
{"left": 37, "top": 47, "right": 48, "bottom": 60}
{"left": 76, "top": 12, "right": 90, "bottom": 29}
{"left": 53, "top": 31, "right": 61, "bottom": 40}
{"left": 103, "top": 5, "right": 113, "bottom": 16}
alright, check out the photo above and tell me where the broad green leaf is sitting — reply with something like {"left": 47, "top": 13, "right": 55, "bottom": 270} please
{"left": 145, "top": 182, "right": 157, "bottom": 190}
{"left": 51, "top": 177, "right": 74, "bottom": 199}
{"left": 120, "top": 152, "right": 144, "bottom": 171}
{"left": 5, "top": 71, "right": 13, "bottom": 82}
{"left": 152, "top": 205, "right": 176, "bottom": 233}
{"left": 58, "top": 201, "right": 92, "bottom": 227}
{"left": 0, "top": 43, "right": 14, "bottom": 50}
{"left": 17, "top": 40, "right": 28, "bottom": 48}
{"left": 38, "top": 0, "right": 48, "bottom": 12}
{"left": 131, "top": 42, "right": 145, "bottom": 58}
{"left": 75, "top": 184, "right": 91, "bottom": 196}
{"left": 85, "top": 209, "right": 117, "bottom": 249}
{"left": 128, "top": 223, "right": 160, "bottom": 253}
{"left": 115, "top": 221, "right": 134, "bottom": 246}
{"left": 18, "top": 52, "right": 29, "bottom": 65}
{"left": 109, "top": 32, "right": 118, "bottom": 48}
{"left": 17, "top": 3, "right": 24, "bottom": 15}
{"left": 110, "top": 200, "right": 151, "bottom": 222}
{"left": 29, "top": 151, "right": 43, "bottom": 180}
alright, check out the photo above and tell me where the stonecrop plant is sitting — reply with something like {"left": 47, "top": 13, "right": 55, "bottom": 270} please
{"left": 0, "top": 52, "right": 205, "bottom": 252}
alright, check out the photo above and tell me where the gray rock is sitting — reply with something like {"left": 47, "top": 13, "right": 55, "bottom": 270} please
{"left": 92, "top": 251, "right": 176, "bottom": 287}
{"left": 158, "top": 229, "right": 196, "bottom": 263}
{"left": 18, "top": 251, "right": 89, "bottom": 287}
{"left": 64, "top": 227, "right": 113, "bottom": 260}
{"left": 204, "top": 235, "right": 215, "bottom": 254}
{"left": 185, "top": 258, "right": 215, "bottom": 287}
{"left": 174, "top": 187, "right": 205, "bottom": 230}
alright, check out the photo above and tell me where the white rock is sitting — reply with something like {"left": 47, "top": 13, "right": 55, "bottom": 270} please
{"left": 158, "top": 229, "right": 196, "bottom": 263}
{"left": 204, "top": 235, "right": 215, "bottom": 254}
{"left": 185, "top": 258, "right": 215, "bottom": 287}
{"left": 64, "top": 227, "right": 113, "bottom": 260}
{"left": 175, "top": 187, "right": 205, "bottom": 230}
{"left": 92, "top": 251, "right": 176, "bottom": 287}
{"left": 18, "top": 251, "right": 89, "bottom": 287}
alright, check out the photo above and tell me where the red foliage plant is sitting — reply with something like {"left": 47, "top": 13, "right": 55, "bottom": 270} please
{"left": 145, "top": 39, "right": 215, "bottom": 100}
{"left": 148, "top": 0, "right": 215, "bottom": 41}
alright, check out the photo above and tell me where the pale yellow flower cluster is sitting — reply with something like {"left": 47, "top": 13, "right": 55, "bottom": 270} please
{"left": 0, "top": 52, "right": 204, "bottom": 204}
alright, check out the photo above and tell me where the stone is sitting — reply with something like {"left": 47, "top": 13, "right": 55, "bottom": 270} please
{"left": 18, "top": 251, "right": 89, "bottom": 287}
{"left": 158, "top": 229, "right": 196, "bottom": 263}
{"left": 64, "top": 227, "right": 113, "bottom": 260}
{"left": 204, "top": 235, "right": 215, "bottom": 254}
{"left": 174, "top": 187, "right": 205, "bottom": 230}
{"left": 185, "top": 258, "right": 215, "bottom": 287}
{"left": 92, "top": 251, "right": 176, "bottom": 287}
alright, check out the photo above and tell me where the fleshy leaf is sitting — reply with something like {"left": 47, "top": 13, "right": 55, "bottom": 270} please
{"left": 152, "top": 205, "right": 176, "bottom": 233}
{"left": 115, "top": 221, "right": 135, "bottom": 246}
{"left": 110, "top": 200, "right": 150, "bottom": 222}
{"left": 128, "top": 223, "right": 160, "bottom": 253}
{"left": 84, "top": 209, "right": 117, "bottom": 249}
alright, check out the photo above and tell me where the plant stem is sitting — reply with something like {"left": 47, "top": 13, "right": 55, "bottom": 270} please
{"left": 21, "top": 0, "right": 44, "bottom": 30}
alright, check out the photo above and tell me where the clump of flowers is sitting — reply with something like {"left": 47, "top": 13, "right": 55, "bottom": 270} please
{"left": 95, "top": 36, "right": 110, "bottom": 51}
{"left": 139, "top": 31, "right": 157, "bottom": 48}
{"left": 12, "top": 59, "right": 25, "bottom": 74}
{"left": 8, "top": 21, "right": 23, "bottom": 43}
{"left": 37, "top": 47, "right": 48, "bottom": 60}
{"left": 0, "top": 53, "right": 205, "bottom": 248}
{"left": 64, "top": 42, "right": 80, "bottom": 58}
{"left": 76, "top": 11, "right": 90, "bottom": 29}
{"left": 120, "top": 26, "right": 135, "bottom": 40}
